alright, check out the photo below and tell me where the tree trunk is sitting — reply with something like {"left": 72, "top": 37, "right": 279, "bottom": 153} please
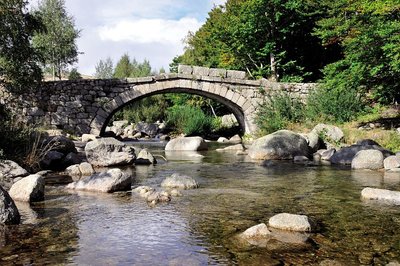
{"left": 270, "top": 52, "right": 277, "bottom": 82}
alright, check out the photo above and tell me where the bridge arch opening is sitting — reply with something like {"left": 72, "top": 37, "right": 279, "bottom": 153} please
{"left": 98, "top": 88, "right": 247, "bottom": 137}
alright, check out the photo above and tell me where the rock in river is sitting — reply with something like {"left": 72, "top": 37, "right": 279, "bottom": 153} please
{"left": 361, "top": 187, "right": 400, "bottom": 205}
{"left": 240, "top": 223, "right": 271, "bottom": 239}
{"left": 0, "top": 160, "right": 28, "bottom": 179}
{"left": 351, "top": 149, "right": 384, "bottom": 170}
{"left": 0, "top": 185, "right": 20, "bottom": 224}
{"left": 66, "top": 168, "right": 131, "bottom": 193}
{"left": 165, "top": 137, "right": 208, "bottom": 151}
{"left": 85, "top": 137, "right": 136, "bottom": 166}
{"left": 248, "top": 130, "right": 311, "bottom": 160}
{"left": 268, "top": 213, "right": 312, "bottom": 232}
{"left": 161, "top": 173, "right": 199, "bottom": 189}
{"left": 9, "top": 174, "right": 45, "bottom": 202}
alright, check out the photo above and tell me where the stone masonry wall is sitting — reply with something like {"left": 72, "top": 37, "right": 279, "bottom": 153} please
{"left": 0, "top": 65, "right": 316, "bottom": 136}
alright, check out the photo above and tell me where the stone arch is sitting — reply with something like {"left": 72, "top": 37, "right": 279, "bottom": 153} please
{"left": 89, "top": 79, "right": 255, "bottom": 136}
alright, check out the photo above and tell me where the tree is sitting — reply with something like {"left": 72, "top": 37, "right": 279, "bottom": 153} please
{"left": 315, "top": 0, "right": 400, "bottom": 104}
{"left": 32, "top": 0, "right": 80, "bottom": 80}
{"left": 0, "top": 0, "right": 43, "bottom": 92}
{"left": 68, "top": 68, "right": 82, "bottom": 80}
{"left": 177, "top": 0, "right": 340, "bottom": 82}
{"left": 113, "top": 54, "right": 133, "bottom": 78}
{"left": 95, "top": 57, "right": 113, "bottom": 79}
{"left": 113, "top": 54, "right": 153, "bottom": 78}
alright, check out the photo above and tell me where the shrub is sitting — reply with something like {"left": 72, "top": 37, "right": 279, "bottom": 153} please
{"left": 255, "top": 90, "right": 305, "bottom": 135}
{"left": 305, "top": 85, "right": 365, "bottom": 123}
{"left": 166, "top": 105, "right": 212, "bottom": 136}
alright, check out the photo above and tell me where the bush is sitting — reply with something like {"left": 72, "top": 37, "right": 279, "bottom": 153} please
{"left": 255, "top": 90, "right": 305, "bottom": 135}
{"left": 166, "top": 105, "right": 212, "bottom": 136}
{"left": 305, "top": 85, "right": 365, "bottom": 123}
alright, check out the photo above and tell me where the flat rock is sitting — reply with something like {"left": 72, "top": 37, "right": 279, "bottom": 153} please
{"left": 0, "top": 185, "right": 20, "bottom": 224}
{"left": 66, "top": 168, "right": 131, "bottom": 193}
{"left": 216, "top": 144, "right": 245, "bottom": 152}
{"left": 268, "top": 213, "right": 312, "bottom": 232}
{"left": 351, "top": 149, "right": 384, "bottom": 170}
{"left": 361, "top": 187, "right": 400, "bottom": 205}
{"left": 165, "top": 137, "right": 208, "bottom": 151}
{"left": 9, "top": 174, "right": 45, "bottom": 202}
{"left": 248, "top": 130, "right": 311, "bottom": 160}
{"left": 81, "top": 134, "right": 97, "bottom": 142}
{"left": 85, "top": 138, "right": 136, "bottom": 166}
{"left": 161, "top": 173, "right": 198, "bottom": 189}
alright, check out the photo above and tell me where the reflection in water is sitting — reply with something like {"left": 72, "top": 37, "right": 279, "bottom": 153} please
{"left": 0, "top": 148, "right": 400, "bottom": 265}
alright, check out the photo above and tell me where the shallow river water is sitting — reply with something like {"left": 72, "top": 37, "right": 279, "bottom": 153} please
{"left": 1, "top": 143, "right": 400, "bottom": 265}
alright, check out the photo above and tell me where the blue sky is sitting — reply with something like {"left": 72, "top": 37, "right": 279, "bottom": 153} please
{"left": 30, "top": 0, "right": 226, "bottom": 75}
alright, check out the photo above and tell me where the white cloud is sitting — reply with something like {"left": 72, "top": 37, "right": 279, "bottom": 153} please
{"left": 98, "top": 17, "right": 202, "bottom": 44}
{"left": 30, "top": 0, "right": 228, "bottom": 75}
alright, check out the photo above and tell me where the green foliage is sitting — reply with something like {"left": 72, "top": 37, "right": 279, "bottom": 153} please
{"left": 116, "top": 95, "right": 169, "bottom": 124}
{"left": 177, "top": 0, "right": 338, "bottom": 81}
{"left": 305, "top": 85, "right": 365, "bottom": 123}
{"left": 166, "top": 105, "right": 212, "bottom": 136}
{"left": 95, "top": 57, "right": 113, "bottom": 79}
{"left": 255, "top": 90, "right": 305, "bottom": 134}
{"left": 113, "top": 54, "right": 153, "bottom": 78}
{"left": 0, "top": 0, "right": 43, "bottom": 92}
{"left": 32, "top": 0, "right": 80, "bottom": 80}
{"left": 68, "top": 68, "right": 81, "bottom": 80}
{"left": 315, "top": 0, "right": 400, "bottom": 104}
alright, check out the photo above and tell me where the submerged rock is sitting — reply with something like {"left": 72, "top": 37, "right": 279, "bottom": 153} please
{"left": 161, "top": 173, "right": 199, "bottom": 189}
{"left": 0, "top": 185, "right": 20, "bottom": 225}
{"left": 9, "top": 174, "right": 45, "bottom": 202}
{"left": 165, "top": 137, "right": 208, "bottom": 151}
{"left": 85, "top": 138, "right": 136, "bottom": 166}
{"left": 66, "top": 168, "right": 131, "bottom": 193}
{"left": 351, "top": 149, "right": 384, "bottom": 170}
{"left": 361, "top": 187, "right": 400, "bottom": 205}
{"left": 248, "top": 130, "right": 311, "bottom": 160}
{"left": 268, "top": 213, "right": 312, "bottom": 232}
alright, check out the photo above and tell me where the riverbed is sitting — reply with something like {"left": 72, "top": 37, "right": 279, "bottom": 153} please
{"left": 1, "top": 144, "right": 400, "bottom": 265}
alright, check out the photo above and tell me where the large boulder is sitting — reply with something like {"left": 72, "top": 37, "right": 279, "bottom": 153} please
{"left": 165, "top": 137, "right": 208, "bottom": 151}
{"left": 40, "top": 150, "right": 64, "bottom": 170}
{"left": 135, "top": 122, "right": 159, "bottom": 137}
{"left": 268, "top": 213, "right": 312, "bottom": 232}
{"left": 85, "top": 138, "right": 136, "bottom": 166}
{"left": 311, "top": 124, "right": 344, "bottom": 144}
{"left": 361, "top": 187, "right": 400, "bottom": 205}
{"left": 351, "top": 150, "right": 384, "bottom": 170}
{"left": 0, "top": 160, "right": 28, "bottom": 179}
{"left": 9, "top": 174, "right": 45, "bottom": 202}
{"left": 248, "top": 130, "right": 311, "bottom": 160}
{"left": 0, "top": 185, "right": 20, "bottom": 224}
{"left": 161, "top": 173, "right": 199, "bottom": 189}
{"left": 66, "top": 168, "right": 131, "bottom": 193}
{"left": 330, "top": 144, "right": 393, "bottom": 165}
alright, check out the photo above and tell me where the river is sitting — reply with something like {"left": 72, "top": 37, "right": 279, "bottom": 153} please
{"left": 1, "top": 142, "right": 400, "bottom": 265}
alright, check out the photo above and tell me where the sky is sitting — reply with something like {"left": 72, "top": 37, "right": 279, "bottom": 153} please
{"left": 30, "top": 0, "right": 226, "bottom": 76}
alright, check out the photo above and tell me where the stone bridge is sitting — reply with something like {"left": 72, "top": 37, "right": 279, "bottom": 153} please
{"left": 0, "top": 65, "right": 314, "bottom": 136}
